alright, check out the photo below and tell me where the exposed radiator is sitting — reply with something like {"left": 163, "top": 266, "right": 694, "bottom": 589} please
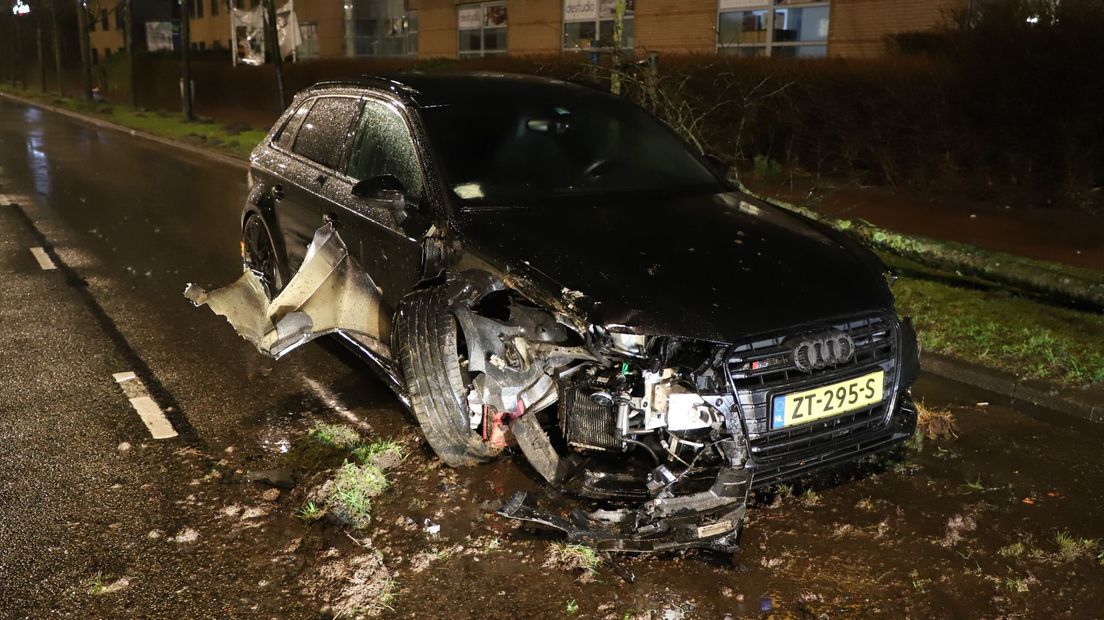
{"left": 558, "top": 383, "right": 620, "bottom": 452}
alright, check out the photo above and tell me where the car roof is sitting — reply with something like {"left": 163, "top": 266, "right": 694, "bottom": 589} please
{"left": 304, "top": 71, "right": 606, "bottom": 108}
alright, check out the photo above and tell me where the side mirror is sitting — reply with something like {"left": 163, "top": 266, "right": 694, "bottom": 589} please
{"left": 352, "top": 174, "right": 408, "bottom": 209}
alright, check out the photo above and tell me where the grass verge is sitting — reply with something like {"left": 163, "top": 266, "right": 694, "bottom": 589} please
{"left": 0, "top": 85, "right": 266, "bottom": 160}
{"left": 889, "top": 257, "right": 1104, "bottom": 387}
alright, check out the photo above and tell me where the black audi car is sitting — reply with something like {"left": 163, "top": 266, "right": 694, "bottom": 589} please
{"left": 187, "top": 72, "right": 920, "bottom": 553}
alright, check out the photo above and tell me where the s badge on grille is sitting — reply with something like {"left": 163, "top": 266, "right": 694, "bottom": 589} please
{"left": 789, "top": 331, "right": 855, "bottom": 372}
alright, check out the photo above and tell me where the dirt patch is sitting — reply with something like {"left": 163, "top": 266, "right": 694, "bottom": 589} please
{"left": 306, "top": 550, "right": 394, "bottom": 618}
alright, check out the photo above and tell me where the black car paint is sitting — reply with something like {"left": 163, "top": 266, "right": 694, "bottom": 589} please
{"left": 455, "top": 192, "right": 894, "bottom": 344}
{"left": 250, "top": 73, "right": 896, "bottom": 345}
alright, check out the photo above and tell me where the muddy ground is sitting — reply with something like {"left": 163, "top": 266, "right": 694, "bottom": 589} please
{"left": 1, "top": 98, "right": 1102, "bottom": 620}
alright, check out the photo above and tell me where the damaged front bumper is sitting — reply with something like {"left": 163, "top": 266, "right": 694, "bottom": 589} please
{"left": 498, "top": 467, "right": 750, "bottom": 554}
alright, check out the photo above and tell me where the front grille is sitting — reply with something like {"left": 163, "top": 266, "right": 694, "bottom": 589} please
{"left": 726, "top": 314, "right": 899, "bottom": 472}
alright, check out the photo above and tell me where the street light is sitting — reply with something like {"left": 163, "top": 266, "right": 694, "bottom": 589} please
{"left": 11, "top": 1, "right": 31, "bottom": 16}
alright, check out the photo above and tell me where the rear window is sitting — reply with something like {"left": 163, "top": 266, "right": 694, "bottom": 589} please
{"left": 273, "top": 99, "right": 313, "bottom": 150}
{"left": 291, "top": 96, "right": 363, "bottom": 170}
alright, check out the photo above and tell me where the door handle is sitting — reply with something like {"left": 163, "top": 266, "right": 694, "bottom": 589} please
{"left": 315, "top": 174, "right": 328, "bottom": 186}
{"left": 270, "top": 184, "right": 285, "bottom": 201}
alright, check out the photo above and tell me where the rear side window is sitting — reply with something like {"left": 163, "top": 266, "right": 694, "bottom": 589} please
{"left": 273, "top": 99, "right": 313, "bottom": 150}
{"left": 291, "top": 96, "right": 363, "bottom": 170}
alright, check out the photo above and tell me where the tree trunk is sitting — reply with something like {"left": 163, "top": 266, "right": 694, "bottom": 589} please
{"left": 264, "top": 0, "right": 285, "bottom": 114}
{"left": 181, "top": 0, "right": 193, "bottom": 120}
{"left": 125, "top": 0, "right": 136, "bottom": 107}
{"left": 75, "top": 0, "right": 92, "bottom": 100}
{"left": 13, "top": 14, "right": 24, "bottom": 88}
{"left": 36, "top": 10, "right": 46, "bottom": 91}
{"left": 51, "top": 0, "right": 63, "bottom": 95}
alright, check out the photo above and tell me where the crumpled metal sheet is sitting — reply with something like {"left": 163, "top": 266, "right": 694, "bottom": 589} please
{"left": 185, "top": 223, "right": 389, "bottom": 360}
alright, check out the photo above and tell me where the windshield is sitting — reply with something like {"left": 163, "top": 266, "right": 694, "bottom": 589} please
{"left": 419, "top": 92, "right": 725, "bottom": 206}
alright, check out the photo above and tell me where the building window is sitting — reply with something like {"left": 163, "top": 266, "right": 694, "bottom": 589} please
{"left": 563, "top": 0, "right": 634, "bottom": 51}
{"left": 211, "top": 0, "right": 219, "bottom": 17}
{"left": 116, "top": 7, "right": 125, "bottom": 29}
{"left": 344, "top": 0, "right": 418, "bottom": 57}
{"left": 718, "top": 0, "right": 828, "bottom": 57}
{"left": 100, "top": 9, "right": 108, "bottom": 30}
{"left": 458, "top": 2, "right": 507, "bottom": 57}
{"left": 300, "top": 21, "right": 321, "bottom": 59}
{"left": 196, "top": 0, "right": 204, "bottom": 18}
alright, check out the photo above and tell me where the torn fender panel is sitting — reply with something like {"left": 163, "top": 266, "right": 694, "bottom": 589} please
{"left": 185, "top": 223, "right": 390, "bottom": 360}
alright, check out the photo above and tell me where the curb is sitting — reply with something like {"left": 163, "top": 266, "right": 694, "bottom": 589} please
{"left": 921, "top": 352, "right": 1102, "bottom": 424}
{"left": 0, "top": 90, "right": 249, "bottom": 172}
{"left": 5, "top": 89, "right": 1101, "bottom": 426}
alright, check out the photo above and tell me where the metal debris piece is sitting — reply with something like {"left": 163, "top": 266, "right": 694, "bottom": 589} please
{"left": 185, "top": 223, "right": 389, "bottom": 359}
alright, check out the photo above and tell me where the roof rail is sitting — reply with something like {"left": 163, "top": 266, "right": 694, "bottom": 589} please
{"left": 306, "top": 76, "right": 418, "bottom": 96}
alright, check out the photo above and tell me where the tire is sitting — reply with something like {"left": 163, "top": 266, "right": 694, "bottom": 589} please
{"left": 242, "top": 213, "right": 283, "bottom": 295}
{"left": 394, "top": 287, "right": 499, "bottom": 467}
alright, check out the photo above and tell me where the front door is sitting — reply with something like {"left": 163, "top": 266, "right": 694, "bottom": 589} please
{"left": 335, "top": 96, "right": 430, "bottom": 314}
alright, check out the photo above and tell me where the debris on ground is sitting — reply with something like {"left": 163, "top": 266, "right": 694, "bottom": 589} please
{"left": 942, "top": 514, "right": 978, "bottom": 547}
{"left": 312, "top": 462, "right": 388, "bottom": 529}
{"left": 916, "top": 401, "right": 958, "bottom": 440}
{"left": 423, "top": 519, "right": 441, "bottom": 538}
{"left": 307, "top": 551, "right": 395, "bottom": 618}
{"left": 171, "top": 527, "right": 199, "bottom": 543}
{"left": 246, "top": 468, "right": 296, "bottom": 489}
{"left": 544, "top": 542, "right": 601, "bottom": 583}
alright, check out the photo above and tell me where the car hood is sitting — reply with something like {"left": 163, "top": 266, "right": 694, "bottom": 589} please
{"left": 454, "top": 191, "right": 895, "bottom": 344}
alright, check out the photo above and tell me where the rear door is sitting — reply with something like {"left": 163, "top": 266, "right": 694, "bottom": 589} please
{"left": 279, "top": 95, "right": 364, "bottom": 272}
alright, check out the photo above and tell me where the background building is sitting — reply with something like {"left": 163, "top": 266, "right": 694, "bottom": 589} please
{"left": 88, "top": 0, "right": 969, "bottom": 64}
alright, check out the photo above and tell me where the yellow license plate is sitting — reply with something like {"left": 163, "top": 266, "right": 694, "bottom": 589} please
{"left": 771, "top": 370, "right": 885, "bottom": 429}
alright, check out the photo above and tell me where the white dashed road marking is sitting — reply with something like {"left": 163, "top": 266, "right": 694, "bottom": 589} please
{"left": 114, "top": 371, "right": 178, "bottom": 439}
{"left": 29, "top": 247, "right": 57, "bottom": 270}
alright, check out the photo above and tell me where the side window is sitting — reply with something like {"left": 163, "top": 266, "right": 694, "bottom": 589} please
{"left": 291, "top": 97, "right": 363, "bottom": 170}
{"left": 273, "top": 99, "right": 313, "bottom": 150}
{"left": 345, "top": 100, "right": 425, "bottom": 201}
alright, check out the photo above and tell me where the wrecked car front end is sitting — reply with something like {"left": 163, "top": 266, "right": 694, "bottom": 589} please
{"left": 435, "top": 272, "right": 918, "bottom": 553}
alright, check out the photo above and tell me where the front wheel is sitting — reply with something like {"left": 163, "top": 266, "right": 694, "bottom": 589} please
{"left": 394, "top": 287, "right": 499, "bottom": 467}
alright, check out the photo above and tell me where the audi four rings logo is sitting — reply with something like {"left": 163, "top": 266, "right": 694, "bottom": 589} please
{"left": 790, "top": 331, "right": 855, "bottom": 372}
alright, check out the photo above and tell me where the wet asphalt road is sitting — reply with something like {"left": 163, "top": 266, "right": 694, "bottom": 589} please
{"left": 1, "top": 97, "right": 1103, "bottom": 619}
